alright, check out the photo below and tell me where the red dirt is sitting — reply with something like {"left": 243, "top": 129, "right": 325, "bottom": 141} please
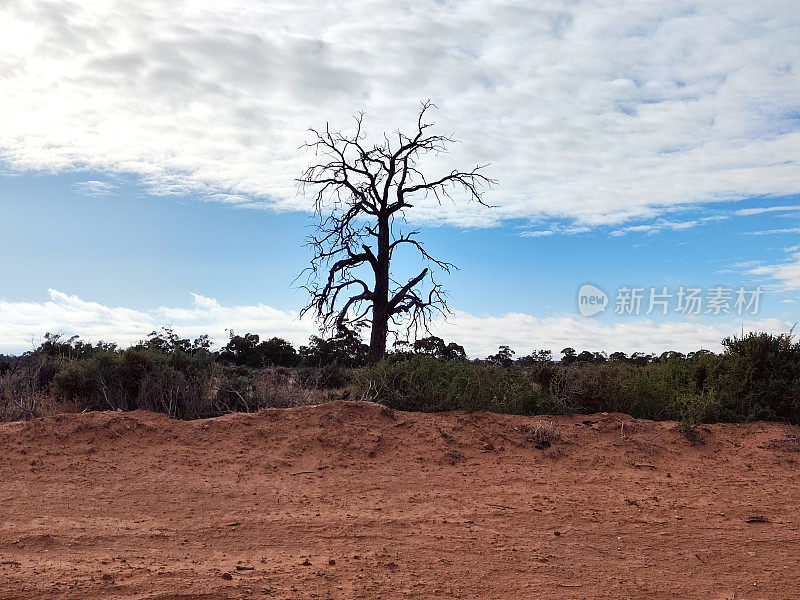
{"left": 1, "top": 401, "right": 799, "bottom": 599}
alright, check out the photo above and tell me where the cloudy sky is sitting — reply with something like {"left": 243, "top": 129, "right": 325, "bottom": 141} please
{"left": 1, "top": 0, "right": 799, "bottom": 356}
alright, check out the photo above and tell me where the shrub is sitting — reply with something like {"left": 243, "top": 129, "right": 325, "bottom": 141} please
{"left": 6, "top": 329, "right": 800, "bottom": 426}
{"left": 618, "top": 367, "right": 678, "bottom": 419}
{"left": 525, "top": 361, "right": 559, "bottom": 390}
{"left": 52, "top": 347, "right": 217, "bottom": 418}
{"left": 0, "top": 368, "right": 42, "bottom": 420}
{"left": 217, "top": 368, "right": 297, "bottom": 411}
{"left": 0, "top": 352, "right": 67, "bottom": 419}
{"left": 717, "top": 332, "right": 800, "bottom": 422}
{"left": 215, "top": 373, "right": 254, "bottom": 412}
{"left": 677, "top": 419, "right": 705, "bottom": 445}
{"left": 359, "top": 355, "right": 562, "bottom": 415}
{"left": 214, "top": 367, "right": 327, "bottom": 413}
{"left": 0, "top": 356, "right": 13, "bottom": 377}
{"left": 550, "top": 362, "right": 633, "bottom": 414}
{"left": 297, "top": 363, "right": 351, "bottom": 389}
{"left": 52, "top": 350, "right": 122, "bottom": 410}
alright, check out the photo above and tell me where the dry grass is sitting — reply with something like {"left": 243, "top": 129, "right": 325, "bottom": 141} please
{"left": 525, "top": 420, "right": 562, "bottom": 449}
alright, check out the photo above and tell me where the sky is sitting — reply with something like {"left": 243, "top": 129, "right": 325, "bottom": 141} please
{"left": 1, "top": 0, "right": 799, "bottom": 357}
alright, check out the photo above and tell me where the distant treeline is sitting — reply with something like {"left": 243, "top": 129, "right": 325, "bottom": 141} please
{"left": 0, "top": 329, "right": 739, "bottom": 368}
{"left": 1, "top": 329, "right": 799, "bottom": 428}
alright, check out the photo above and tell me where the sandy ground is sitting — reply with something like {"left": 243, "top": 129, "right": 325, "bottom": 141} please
{"left": 1, "top": 401, "right": 799, "bottom": 599}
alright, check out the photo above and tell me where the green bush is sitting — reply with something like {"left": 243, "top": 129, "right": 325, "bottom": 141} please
{"left": 216, "top": 368, "right": 300, "bottom": 412}
{"left": 717, "top": 332, "right": 800, "bottom": 422}
{"left": 359, "top": 355, "right": 562, "bottom": 415}
{"left": 52, "top": 347, "right": 217, "bottom": 418}
{"left": 297, "top": 363, "right": 351, "bottom": 389}
{"left": 12, "top": 329, "right": 800, "bottom": 425}
{"left": 52, "top": 350, "right": 123, "bottom": 410}
{"left": 550, "top": 362, "right": 633, "bottom": 414}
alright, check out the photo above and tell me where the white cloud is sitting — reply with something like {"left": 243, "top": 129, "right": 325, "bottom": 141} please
{"left": 1, "top": 1, "right": 799, "bottom": 227}
{"left": 736, "top": 205, "right": 800, "bottom": 216}
{"left": 746, "top": 227, "right": 800, "bottom": 235}
{"left": 749, "top": 252, "right": 800, "bottom": 289}
{"left": 189, "top": 293, "right": 219, "bottom": 309}
{"left": 610, "top": 219, "right": 699, "bottom": 236}
{"left": 519, "top": 230, "right": 555, "bottom": 238}
{"left": 520, "top": 225, "right": 591, "bottom": 237}
{"left": 71, "top": 180, "right": 118, "bottom": 197}
{"left": 0, "top": 289, "right": 791, "bottom": 357}
{"left": 0, "top": 289, "right": 313, "bottom": 354}
{"left": 432, "top": 311, "right": 792, "bottom": 357}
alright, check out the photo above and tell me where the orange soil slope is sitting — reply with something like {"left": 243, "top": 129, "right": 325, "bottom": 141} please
{"left": 1, "top": 402, "right": 799, "bottom": 599}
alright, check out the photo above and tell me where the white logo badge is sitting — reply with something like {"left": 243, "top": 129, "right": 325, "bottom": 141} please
{"left": 578, "top": 284, "right": 608, "bottom": 317}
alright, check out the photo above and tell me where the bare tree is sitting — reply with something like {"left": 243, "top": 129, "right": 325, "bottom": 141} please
{"left": 299, "top": 101, "right": 493, "bottom": 363}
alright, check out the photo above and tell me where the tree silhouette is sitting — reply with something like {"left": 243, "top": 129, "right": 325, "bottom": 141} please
{"left": 299, "top": 102, "right": 493, "bottom": 363}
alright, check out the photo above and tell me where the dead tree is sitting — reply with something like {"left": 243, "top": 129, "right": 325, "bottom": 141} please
{"left": 299, "top": 101, "right": 493, "bottom": 363}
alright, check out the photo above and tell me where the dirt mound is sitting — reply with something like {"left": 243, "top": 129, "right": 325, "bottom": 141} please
{"left": 1, "top": 402, "right": 799, "bottom": 599}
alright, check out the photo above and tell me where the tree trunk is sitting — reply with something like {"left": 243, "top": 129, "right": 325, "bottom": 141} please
{"left": 367, "top": 306, "right": 388, "bottom": 364}
{"left": 368, "top": 215, "right": 391, "bottom": 364}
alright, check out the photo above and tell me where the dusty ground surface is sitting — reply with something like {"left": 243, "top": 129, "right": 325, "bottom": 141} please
{"left": 1, "top": 402, "right": 799, "bottom": 600}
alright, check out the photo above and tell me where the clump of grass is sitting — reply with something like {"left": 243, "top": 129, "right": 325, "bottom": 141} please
{"left": 677, "top": 419, "right": 705, "bottom": 445}
{"left": 525, "top": 420, "right": 562, "bottom": 449}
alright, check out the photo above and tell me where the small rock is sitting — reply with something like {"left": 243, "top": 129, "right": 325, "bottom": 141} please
{"left": 221, "top": 572, "right": 233, "bottom": 580}
{"left": 301, "top": 559, "right": 312, "bottom": 566}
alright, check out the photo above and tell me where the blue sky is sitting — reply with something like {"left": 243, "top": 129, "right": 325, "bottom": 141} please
{"left": 2, "top": 170, "right": 797, "bottom": 356}
{"left": 1, "top": 1, "right": 799, "bottom": 356}
{"left": 4, "top": 172, "right": 799, "bottom": 316}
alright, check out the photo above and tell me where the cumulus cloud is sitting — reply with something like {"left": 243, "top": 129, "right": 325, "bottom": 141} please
{"left": 0, "top": 289, "right": 791, "bottom": 357}
{"left": 432, "top": 311, "right": 792, "bottom": 357}
{"left": 0, "top": 290, "right": 313, "bottom": 354}
{"left": 1, "top": 1, "right": 799, "bottom": 227}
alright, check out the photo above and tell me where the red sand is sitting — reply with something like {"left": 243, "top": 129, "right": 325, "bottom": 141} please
{"left": 1, "top": 401, "right": 799, "bottom": 599}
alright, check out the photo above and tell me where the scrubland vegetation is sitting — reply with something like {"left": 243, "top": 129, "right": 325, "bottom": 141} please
{"left": 1, "top": 329, "right": 798, "bottom": 426}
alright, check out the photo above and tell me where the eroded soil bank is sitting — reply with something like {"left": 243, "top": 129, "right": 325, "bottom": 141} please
{"left": 1, "top": 402, "right": 799, "bottom": 599}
